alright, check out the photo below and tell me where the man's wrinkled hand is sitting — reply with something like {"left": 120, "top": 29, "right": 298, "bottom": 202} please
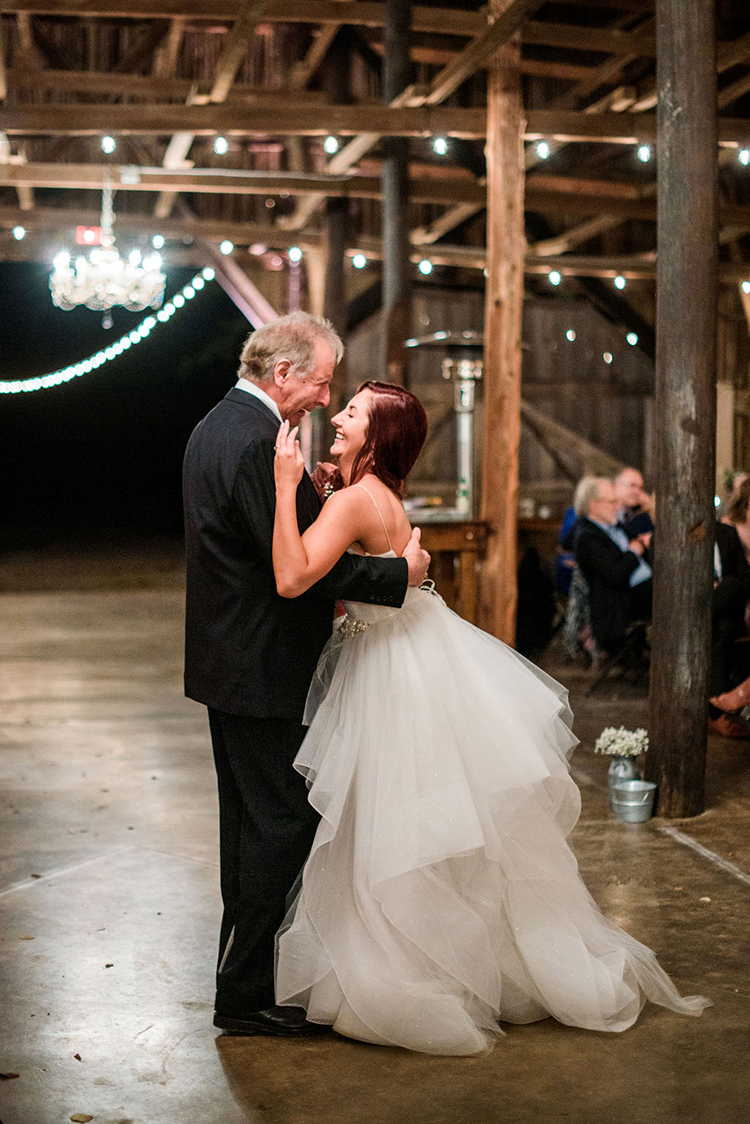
{"left": 403, "top": 527, "right": 430, "bottom": 587}
{"left": 311, "top": 461, "right": 342, "bottom": 500}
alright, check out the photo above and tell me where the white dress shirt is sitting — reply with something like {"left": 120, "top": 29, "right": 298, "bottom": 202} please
{"left": 235, "top": 378, "right": 283, "bottom": 424}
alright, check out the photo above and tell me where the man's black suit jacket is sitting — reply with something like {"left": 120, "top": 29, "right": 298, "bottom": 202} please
{"left": 183, "top": 387, "right": 408, "bottom": 719}
{"left": 574, "top": 517, "right": 641, "bottom": 648}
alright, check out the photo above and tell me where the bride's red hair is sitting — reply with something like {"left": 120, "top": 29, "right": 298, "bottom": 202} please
{"left": 348, "top": 381, "right": 428, "bottom": 497}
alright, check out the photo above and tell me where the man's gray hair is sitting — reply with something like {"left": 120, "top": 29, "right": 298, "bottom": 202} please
{"left": 237, "top": 312, "right": 344, "bottom": 383}
{"left": 574, "top": 475, "right": 612, "bottom": 517}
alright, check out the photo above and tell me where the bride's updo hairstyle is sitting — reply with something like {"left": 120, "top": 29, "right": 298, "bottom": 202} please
{"left": 348, "top": 380, "right": 428, "bottom": 498}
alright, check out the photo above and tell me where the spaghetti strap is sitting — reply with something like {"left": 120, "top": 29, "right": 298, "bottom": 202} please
{"left": 351, "top": 483, "right": 394, "bottom": 552}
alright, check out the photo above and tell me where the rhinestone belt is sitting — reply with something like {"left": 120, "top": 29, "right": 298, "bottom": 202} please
{"left": 339, "top": 616, "right": 371, "bottom": 639}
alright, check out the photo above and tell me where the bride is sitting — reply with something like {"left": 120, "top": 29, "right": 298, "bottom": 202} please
{"left": 271, "top": 380, "right": 709, "bottom": 1056}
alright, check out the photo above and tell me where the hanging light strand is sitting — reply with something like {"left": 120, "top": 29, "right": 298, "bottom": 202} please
{"left": 1, "top": 268, "right": 214, "bottom": 395}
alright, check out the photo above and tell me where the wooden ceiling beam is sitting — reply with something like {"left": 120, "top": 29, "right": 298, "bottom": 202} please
{"left": 0, "top": 3, "right": 486, "bottom": 37}
{"left": 0, "top": 161, "right": 487, "bottom": 203}
{"left": 0, "top": 102, "right": 488, "bottom": 137}
{"left": 421, "top": 0, "right": 545, "bottom": 108}
{"left": 17, "top": 104, "right": 750, "bottom": 146}
{"left": 2, "top": 67, "right": 332, "bottom": 102}
{"left": 20, "top": 103, "right": 750, "bottom": 146}
{"left": 282, "top": 0, "right": 540, "bottom": 231}
{"left": 0, "top": 3, "right": 659, "bottom": 54}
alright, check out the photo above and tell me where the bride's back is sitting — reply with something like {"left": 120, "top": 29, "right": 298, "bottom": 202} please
{"left": 346, "top": 473, "right": 413, "bottom": 558}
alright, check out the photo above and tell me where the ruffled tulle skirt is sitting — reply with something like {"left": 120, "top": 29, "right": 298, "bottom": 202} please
{"left": 275, "top": 587, "right": 710, "bottom": 1055}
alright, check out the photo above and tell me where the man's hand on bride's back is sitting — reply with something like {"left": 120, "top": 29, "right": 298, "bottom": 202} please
{"left": 404, "top": 527, "right": 430, "bottom": 587}
{"left": 274, "top": 420, "right": 305, "bottom": 489}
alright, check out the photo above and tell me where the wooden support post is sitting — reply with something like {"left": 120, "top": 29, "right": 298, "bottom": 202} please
{"left": 478, "top": 16, "right": 525, "bottom": 644}
{"left": 647, "top": 0, "right": 718, "bottom": 818}
{"left": 382, "top": 0, "right": 411, "bottom": 384}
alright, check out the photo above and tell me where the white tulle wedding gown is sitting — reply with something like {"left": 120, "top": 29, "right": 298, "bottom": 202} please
{"left": 275, "top": 556, "right": 710, "bottom": 1055}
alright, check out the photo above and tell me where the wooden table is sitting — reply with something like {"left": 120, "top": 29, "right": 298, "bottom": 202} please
{"left": 416, "top": 520, "right": 488, "bottom": 625}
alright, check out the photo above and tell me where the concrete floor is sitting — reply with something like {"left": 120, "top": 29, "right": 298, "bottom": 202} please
{"left": 1, "top": 553, "right": 749, "bottom": 1124}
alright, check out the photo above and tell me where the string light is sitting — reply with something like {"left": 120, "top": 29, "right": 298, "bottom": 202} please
{"left": 0, "top": 268, "right": 214, "bottom": 394}
{"left": 637, "top": 144, "right": 651, "bottom": 163}
{"left": 152, "top": 234, "right": 165, "bottom": 249}
{"left": 614, "top": 275, "right": 626, "bottom": 290}
{"left": 603, "top": 352, "right": 613, "bottom": 364}
{"left": 433, "top": 137, "right": 448, "bottom": 156}
{"left": 288, "top": 246, "right": 302, "bottom": 263}
{"left": 101, "top": 135, "right": 116, "bottom": 154}
{"left": 219, "top": 240, "right": 234, "bottom": 255}
{"left": 739, "top": 149, "right": 750, "bottom": 166}
{"left": 742, "top": 280, "right": 750, "bottom": 294}
{"left": 13, "top": 226, "right": 25, "bottom": 240}
{"left": 548, "top": 270, "right": 561, "bottom": 286}
{"left": 536, "top": 141, "right": 551, "bottom": 160}
{"left": 213, "top": 136, "right": 229, "bottom": 155}
{"left": 323, "top": 135, "right": 339, "bottom": 154}
{"left": 626, "top": 332, "right": 639, "bottom": 346}
{"left": 566, "top": 329, "right": 576, "bottom": 341}
{"left": 418, "top": 260, "right": 433, "bottom": 275}
{"left": 352, "top": 253, "right": 367, "bottom": 269}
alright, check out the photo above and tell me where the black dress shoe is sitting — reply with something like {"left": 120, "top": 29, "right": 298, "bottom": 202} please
{"left": 213, "top": 1005, "right": 330, "bottom": 1037}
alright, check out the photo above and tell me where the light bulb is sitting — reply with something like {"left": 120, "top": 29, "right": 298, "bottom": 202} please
{"left": 637, "top": 144, "right": 651, "bottom": 163}
{"left": 352, "top": 253, "right": 367, "bottom": 269}
{"left": 288, "top": 246, "right": 302, "bottom": 263}
{"left": 213, "top": 136, "right": 229, "bottom": 155}
{"left": 614, "top": 275, "right": 626, "bottom": 290}
{"left": 418, "top": 260, "right": 433, "bottom": 276}
{"left": 220, "top": 240, "right": 234, "bottom": 255}
{"left": 433, "top": 137, "right": 448, "bottom": 156}
{"left": 101, "top": 135, "right": 116, "bottom": 154}
{"left": 548, "top": 270, "right": 561, "bottom": 286}
{"left": 323, "top": 135, "right": 339, "bottom": 154}
{"left": 536, "top": 141, "right": 550, "bottom": 160}
{"left": 626, "top": 332, "right": 639, "bottom": 346}
{"left": 12, "top": 225, "right": 25, "bottom": 240}
{"left": 152, "top": 234, "right": 165, "bottom": 249}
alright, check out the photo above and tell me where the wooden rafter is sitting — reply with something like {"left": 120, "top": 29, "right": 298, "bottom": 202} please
{"left": 282, "top": 0, "right": 541, "bottom": 231}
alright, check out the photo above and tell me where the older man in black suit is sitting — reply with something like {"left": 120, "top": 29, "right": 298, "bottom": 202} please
{"left": 183, "top": 312, "right": 430, "bottom": 1037}
{"left": 573, "top": 477, "right": 652, "bottom": 652}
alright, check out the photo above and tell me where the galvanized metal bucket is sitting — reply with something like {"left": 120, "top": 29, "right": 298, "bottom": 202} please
{"left": 610, "top": 779, "right": 657, "bottom": 823}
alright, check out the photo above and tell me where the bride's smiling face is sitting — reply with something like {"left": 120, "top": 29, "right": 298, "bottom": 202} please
{"left": 330, "top": 390, "right": 371, "bottom": 466}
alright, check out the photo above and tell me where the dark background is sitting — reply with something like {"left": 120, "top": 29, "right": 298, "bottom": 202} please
{"left": 0, "top": 262, "right": 249, "bottom": 550}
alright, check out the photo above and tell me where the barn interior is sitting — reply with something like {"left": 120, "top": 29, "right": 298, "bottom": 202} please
{"left": 1, "top": 2, "right": 750, "bottom": 1122}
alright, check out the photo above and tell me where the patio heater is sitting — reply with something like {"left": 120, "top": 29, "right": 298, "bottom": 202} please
{"left": 407, "top": 330, "right": 483, "bottom": 519}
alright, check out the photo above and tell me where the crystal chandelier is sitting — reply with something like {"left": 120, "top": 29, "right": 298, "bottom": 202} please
{"left": 49, "top": 171, "right": 166, "bottom": 313}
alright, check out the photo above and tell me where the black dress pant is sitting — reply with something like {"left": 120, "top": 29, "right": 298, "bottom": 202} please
{"left": 208, "top": 708, "right": 320, "bottom": 1016}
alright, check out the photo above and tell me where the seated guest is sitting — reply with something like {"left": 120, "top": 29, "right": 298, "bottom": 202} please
{"left": 573, "top": 477, "right": 652, "bottom": 652}
{"left": 556, "top": 476, "right": 597, "bottom": 596}
{"left": 722, "top": 475, "right": 750, "bottom": 565}
{"left": 709, "top": 520, "right": 750, "bottom": 736}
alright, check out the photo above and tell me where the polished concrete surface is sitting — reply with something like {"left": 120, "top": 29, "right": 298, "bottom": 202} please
{"left": 1, "top": 558, "right": 749, "bottom": 1124}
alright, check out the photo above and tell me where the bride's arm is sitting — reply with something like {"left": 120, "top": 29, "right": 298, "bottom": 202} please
{"left": 273, "top": 420, "right": 369, "bottom": 598}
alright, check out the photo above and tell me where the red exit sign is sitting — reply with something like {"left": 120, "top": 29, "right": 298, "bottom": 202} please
{"left": 75, "top": 225, "right": 102, "bottom": 245}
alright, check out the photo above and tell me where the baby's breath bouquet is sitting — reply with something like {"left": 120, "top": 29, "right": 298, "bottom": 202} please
{"left": 594, "top": 726, "right": 649, "bottom": 758}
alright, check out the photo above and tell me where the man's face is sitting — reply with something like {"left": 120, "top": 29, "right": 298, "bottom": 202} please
{"left": 590, "top": 481, "right": 619, "bottom": 525}
{"left": 276, "top": 338, "right": 335, "bottom": 426}
{"left": 616, "top": 470, "right": 644, "bottom": 509}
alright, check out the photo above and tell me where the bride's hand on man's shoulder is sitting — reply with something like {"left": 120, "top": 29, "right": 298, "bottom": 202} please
{"left": 273, "top": 420, "right": 305, "bottom": 487}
